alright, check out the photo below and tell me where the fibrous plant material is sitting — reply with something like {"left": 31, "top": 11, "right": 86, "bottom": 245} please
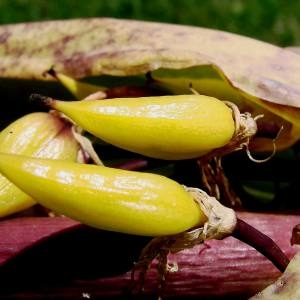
{"left": 131, "top": 187, "right": 237, "bottom": 293}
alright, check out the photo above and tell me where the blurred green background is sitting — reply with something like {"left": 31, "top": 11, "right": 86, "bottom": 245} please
{"left": 0, "top": 0, "right": 300, "bottom": 47}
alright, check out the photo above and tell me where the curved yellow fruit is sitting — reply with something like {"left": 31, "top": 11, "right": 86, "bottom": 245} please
{"left": 0, "top": 153, "right": 205, "bottom": 236}
{"left": 45, "top": 95, "right": 235, "bottom": 160}
{"left": 51, "top": 71, "right": 106, "bottom": 99}
{"left": 152, "top": 75, "right": 244, "bottom": 105}
{"left": 0, "top": 113, "right": 80, "bottom": 217}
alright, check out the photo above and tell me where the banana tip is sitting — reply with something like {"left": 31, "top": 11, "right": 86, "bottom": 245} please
{"left": 29, "top": 93, "right": 54, "bottom": 108}
{"left": 46, "top": 67, "right": 57, "bottom": 78}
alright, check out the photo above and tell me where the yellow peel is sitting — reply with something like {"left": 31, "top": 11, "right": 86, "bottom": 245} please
{"left": 152, "top": 74, "right": 300, "bottom": 152}
{"left": 0, "top": 153, "right": 206, "bottom": 236}
{"left": 53, "top": 71, "right": 107, "bottom": 99}
{"left": 0, "top": 113, "right": 80, "bottom": 217}
{"left": 46, "top": 95, "right": 236, "bottom": 160}
{"left": 152, "top": 74, "right": 244, "bottom": 105}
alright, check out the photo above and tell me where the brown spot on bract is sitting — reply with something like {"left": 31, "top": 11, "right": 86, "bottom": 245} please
{"left": 0, "top": 31, "right": 10, "bottom": 44}
{"left": 273, "top": 276, "right": 289, "bottom": 294}
{"left": 62, "top": 51, "right": 93, "bottom": 78}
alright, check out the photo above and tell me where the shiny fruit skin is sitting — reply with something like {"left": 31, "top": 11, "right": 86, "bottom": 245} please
{"left": 0, "top": 113, "right": 79, "bottom": 217}
{"left": 0, "top": 153, "right": 206, "bottom": 236}
{"left": 50, "top": 95, "right": 235, "bottom": 160}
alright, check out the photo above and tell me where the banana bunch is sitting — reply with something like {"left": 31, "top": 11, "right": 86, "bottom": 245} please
{"left": 0, "top": 19, "right": 298, "bottom": 299}
{"left": 0, "top": 20, "right": 294, "bottom": 297}
{"left": 0, "top": 91, "right": 239, "bottom": 221}
{"left": 0, "top": 112, "right": 80, "bottom": 217}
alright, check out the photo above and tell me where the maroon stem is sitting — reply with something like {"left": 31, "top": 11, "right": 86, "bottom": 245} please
{"left": 232, "top": 218, "right": 290, "bottom": 273}
{"left": 113, "top": 159, "right": 148, "bottom": 171}
{"left": 44, "top": 67, "right": 58, "bottom": 79}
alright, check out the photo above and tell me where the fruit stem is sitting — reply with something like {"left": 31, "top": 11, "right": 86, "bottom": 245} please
{"left": 45, "top": 66, "right": 58, "bottom": 79}
{"left": 232, "top": 218, "right": 290, "bottom": 273}
{"left": 113, "top": 159, "right": 148, "bottom": 171}
{"left": 30, "top": 93, "right": 55, "bottom": 109}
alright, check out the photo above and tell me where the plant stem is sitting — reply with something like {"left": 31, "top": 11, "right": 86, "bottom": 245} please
{"left": 232, "top": 218, "right": 290, "bottom": 273}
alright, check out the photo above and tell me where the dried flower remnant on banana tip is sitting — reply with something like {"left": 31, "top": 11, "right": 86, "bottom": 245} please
{"left": 131, "top": 188, "right": 237, "bottom": 293}
{"left": 200, "top": 98, "right": 284, "bottom": 208}
{"left": 198, "top": 101, "right": 264, "bottom": 206}
{"left": 131, "top": 188, "right": 290, "bottom": 295}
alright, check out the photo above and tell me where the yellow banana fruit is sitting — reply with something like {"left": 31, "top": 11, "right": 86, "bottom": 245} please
{"left": 34, "top": 94, "right": 236, "bottom": 160}
{"left": 152, "top": 72, "right": 244, "bottom": 105}
{"left": 0, "top": 153, "right": 206, "bottom": 236}
{"left": 48, "top": 69, "right": 106, "bottom": 99}
{"left": 50, "top": 70, "right": 165, "bottom": 100}
{"left": 0, "top": 112, "right": 80, "bottom": 217}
